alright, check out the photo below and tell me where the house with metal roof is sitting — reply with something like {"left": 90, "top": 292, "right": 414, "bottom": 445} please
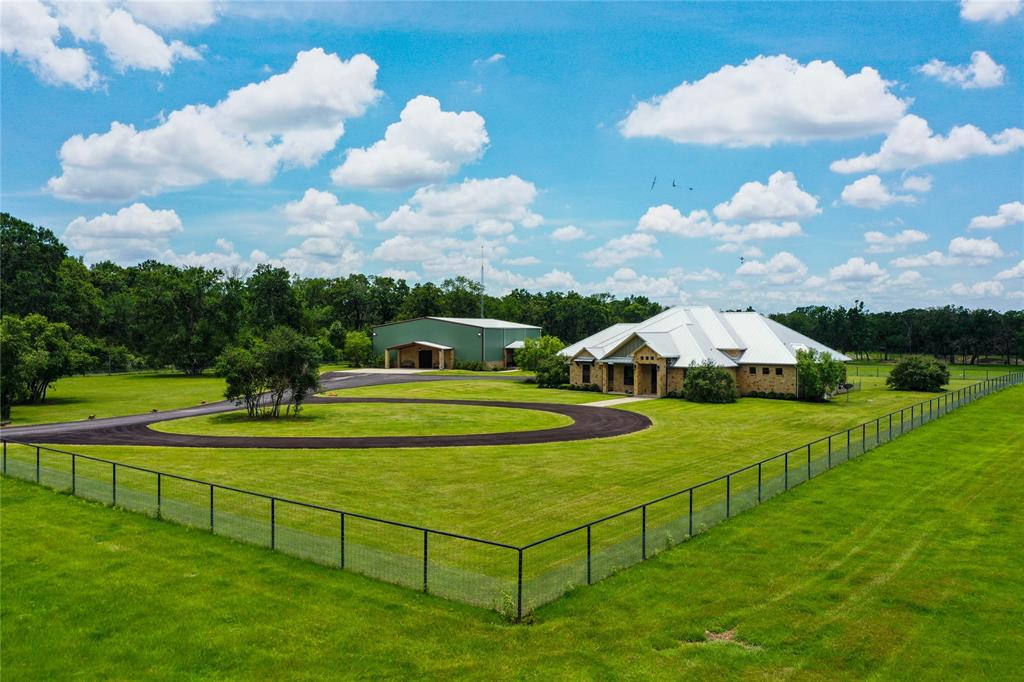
{"left": 372, "top": 317, "right": 542, "bottom": 369}
{"left": 560, "top": 306, "right": 849, "bottom": 396}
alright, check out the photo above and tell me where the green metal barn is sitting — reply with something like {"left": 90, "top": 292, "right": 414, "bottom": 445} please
{"left": 371, "top": 317, "right": 542, "bottom": 369}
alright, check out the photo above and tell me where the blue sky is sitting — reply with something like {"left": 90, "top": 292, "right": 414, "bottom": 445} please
{"left": 2, "top": 0, "right": 1022, "bottom": 311}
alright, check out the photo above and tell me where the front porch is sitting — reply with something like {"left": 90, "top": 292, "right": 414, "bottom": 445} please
{"left": 384, "top": 341, "right": 454, "bottom": 369}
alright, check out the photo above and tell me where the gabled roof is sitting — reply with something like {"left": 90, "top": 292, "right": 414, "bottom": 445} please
{"left": 560, "top": 306, "right": 850, "bottom": 367}
{"left": 386, "top": 340, "right": 453, "bottom": 351}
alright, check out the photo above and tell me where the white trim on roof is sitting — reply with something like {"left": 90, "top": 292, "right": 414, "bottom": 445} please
{"left": 385, "top": 340, "right": 453, "bottom": 351}
{"left": 427, "top": 317, "right": 541, "bottom": 329}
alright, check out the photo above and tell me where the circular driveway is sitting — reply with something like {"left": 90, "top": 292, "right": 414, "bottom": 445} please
{"left": 17, "top": 397, "right": 651, "bottom": 449}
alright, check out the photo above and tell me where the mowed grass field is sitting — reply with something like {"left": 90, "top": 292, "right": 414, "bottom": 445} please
{"left": 846, "top": 360, "right": 1020, "bottom": 380}
{"left": 16, "top": 374, "right": 985, "bottom": 546}
{"left": 152, "top": 402, "right": 572, "bottom": 437}
{"left": 4, "top": 371, "right": 227, "bottom": 426}
{"left": 3, "top": 386, "right": 1021, "bottom": 679}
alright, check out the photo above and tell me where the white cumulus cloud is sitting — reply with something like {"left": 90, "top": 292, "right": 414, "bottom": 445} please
{"left": 829, "top": 257, "right": 886, "bottom": 282}
{"left": 841, "top": 175, "right": 916, "bottom": 209}
{"left": 637, "top": 205, "right": 802, "bottom": 244}
{"left": 331, "top": 96, "right": 488, "bottom": 190}
{"left": 551, "top": 225, "right": 586, "bottom": 241}
{"left": 918, "top": 51, "right": 1006, "bottom": 89}
{"left": 713, "top": 171, "right": 820, "bottom": 221}
{"left": 864, "top": 229, "right": 929, "bottom": 253}
{"left": 994, "top": 260, "right": 1024, "bottom": 280}
{"left": 122, "top": 0, "right": 218, "bottom": 30}
{"left": 968, "top": 201, "right": 1024, "bottom": 230}
{"left": 53, "top": 1, "right": 201, "bottom": 74}
{"left": 901, "top": 174, "right": 933, "bottom": 193}
{"left": 63, "top": 202, "right": 183, "bottom": 262}
{"left": 960, "top": 0, "right": 1022, "bottom": 23}
{"left": 377, "top": 175, "right": 542, "bottom": 236}
{"left": 283, "top": 189, "right": 372, "bottom": 238}
{"left": 892, "top": 236, "right": 1006, "bottom": 267}
{"left": 831, "top": 114, "right": 1024, "bottom": 173}
{"left": 619, "top": 54, "right": 908, "bottom": 147}
{"left": 47, "top": 48, "right": 381, "bottom": 200}
{"left": 1, "top": 0, "right": 99, "bottom": 88}
{"left": 951, "top": 280, "right": 1005, "bottom": 297}
{"left": 583, "top": 232, "right": 660, "bottom": 268}
{"left": 736, "top": 251, "right": 808, "bottom": 285}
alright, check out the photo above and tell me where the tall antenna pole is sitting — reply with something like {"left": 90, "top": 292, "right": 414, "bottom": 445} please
{"left": 479, "top": 245, "right": 485, "bottom": 318}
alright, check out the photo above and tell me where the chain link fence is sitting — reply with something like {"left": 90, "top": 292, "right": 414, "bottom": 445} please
{"left": 3, "top": 371, "right": 1021, "bottom": 619}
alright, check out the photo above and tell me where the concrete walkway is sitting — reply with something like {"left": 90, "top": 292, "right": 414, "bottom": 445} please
{"left": 587, "top": 396, "right": 658, "bottom": 408}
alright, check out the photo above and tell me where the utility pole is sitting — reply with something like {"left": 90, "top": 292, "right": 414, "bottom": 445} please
{"left": 479, "top": 245, "right": 485, "bottom": 318}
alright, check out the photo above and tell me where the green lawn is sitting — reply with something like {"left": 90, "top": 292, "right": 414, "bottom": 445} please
{"left": 3, "top": 386, "right": 1021, "bottom": 679}
{"left": 320, "top": 378, "right": 606, "bottom": 404}
{"left": 152, "top": 402, "right": 572, "bottom": 437}
{"left": 4, "top": 372, "right": 227, "bottom": 426}
{"left": 17, "top": 375, "right": 981, "bottom": 547}
{"left": 847, "top": 360, "right": 1019, "bottom": 380}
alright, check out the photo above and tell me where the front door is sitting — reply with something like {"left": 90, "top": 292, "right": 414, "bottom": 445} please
{"left": 649, "top": 364, "right": 658, "bottom": 395}
{"left": 418, "top": 349, "right": 433, "bottom": 368}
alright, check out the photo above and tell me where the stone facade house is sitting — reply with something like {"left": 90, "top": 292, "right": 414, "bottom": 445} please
{"left": 560, "top": 306, "right": 849, "bottom": 397}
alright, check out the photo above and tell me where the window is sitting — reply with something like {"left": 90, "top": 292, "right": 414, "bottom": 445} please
{"left": 582, "top": 364, "right": 591, "bottom": 383}
{"left": 762, "top": 367, "right": 770, "bottom": 375}
{"left": 749, "top": 366, "right": 756, "bottom": 375}
{"left": 775, "top": 367, "right": 783, "bottom": 376}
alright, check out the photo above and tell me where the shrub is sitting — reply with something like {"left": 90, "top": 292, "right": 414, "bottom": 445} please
{"left": 454, "top": 360, "right": 487, "bottom": 372}
{"left": 796, "top": 348, "right": 847, "bottom": 402}
{"left": 514, "top": 335, "right": 565, "bottom": 371}
{"left": 342, "top": 330, "right": 374, "bottom": 367}
{"left": 216, "top": 327, "right": 321, "bottom": 417}
{"left": 886, "top": 355, "right": 949, "bottom": 392}
{"left": 536, "top": 356, "right": 569, "bottom": 388}
{"left": 681, "top": 360, "right": 738, "bottom": 403}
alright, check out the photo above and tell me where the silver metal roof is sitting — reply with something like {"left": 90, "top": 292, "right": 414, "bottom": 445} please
{"left": 428, "top": 317, "right": 541, "bottom": 329}
{"left": 560, "top": 306, "right": 850, "bottom": 367}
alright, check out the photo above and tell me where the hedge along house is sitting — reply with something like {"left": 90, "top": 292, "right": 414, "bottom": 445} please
{"left": 560, "top": 306, "right": 850, "bottom": 397}
{"left": 372, "top": 317, "right": 542, "bottom": 369}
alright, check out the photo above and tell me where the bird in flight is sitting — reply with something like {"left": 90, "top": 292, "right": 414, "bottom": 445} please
{"left": 650, "top": 176, "right": 657, "bottom": 191}
{"left": 672, "top": 179, "right": 677, "bottom": 188}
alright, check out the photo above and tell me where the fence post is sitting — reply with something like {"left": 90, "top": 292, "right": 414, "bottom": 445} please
{"left": 517, "top": 549, "right": 524, "bottom": 621}
{"left": 271, "top": 498, "right": 276, "bottom": 550}
{"left": 846, "top": 429, "right": 851, "bottom": 461}
{"left": 726, "top": 477, "right": 731, "bottom": 519}
{"left": 36, "top": 446, "right": 41, "bottom": 483}
{"left": 806, "top": 443, "right": 811, "bottom": 480}
{"left": 862, "top": 423, "right": 866, "bottom": 454}
{"left": 688, "top": 489, "right": 694, "bottom": 537}
{"left": 828, "top": 435, "right": 832, "bottom": 468}
{"left": 156, "top": 472, "right": 162, "bottom": 519}
{"left": 757, "top": 462, "right": 762, "bottom": 503}
{"left": 641, "top": 505, "right": 647, "bottom": 559}
{"left": 784, "top": 452, "right": 789, "bottom": 489}
{"left": 339, "top": 512, "right": 345, "bottom": 569}
{"left": 422, "top": 531, "right": 429, "bottom": 593}
{"left": 2, "top": 440, "right": 6, "bottom": 474}
{"left": 889, "top": 413, "right": 892, "bottom": 441}
{"left": 112, "top": 462, "right": 117, "bottom": 505}
{"left": 901, "top": 409, "right": 905, "bottom": 435}
{"left": 586, "top": 525, "right": 592, "bottom": 585}
{"left": 209, "top": 485, "right": 215, "bottom": 532}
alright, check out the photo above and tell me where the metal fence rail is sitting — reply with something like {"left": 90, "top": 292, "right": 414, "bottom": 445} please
{"left": 3, "top": 371, "right": 1021, "bottom": 619}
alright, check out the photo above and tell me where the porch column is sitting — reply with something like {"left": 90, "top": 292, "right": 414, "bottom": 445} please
{"left": 384, "top": 350, "right": 390, "bottom": 368}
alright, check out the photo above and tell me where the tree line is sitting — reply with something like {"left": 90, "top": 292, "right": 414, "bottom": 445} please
{"left": 770, "top": 302, "right": 1023, "bottom": 366}
{"left": 2, "top": 211, "right": 1021, "bottom": 388}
